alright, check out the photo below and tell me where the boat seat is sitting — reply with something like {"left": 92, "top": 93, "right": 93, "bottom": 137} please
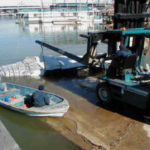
{"left": 9, "top": 95, "right": 25, "bottom": 106}
{"left": 0, "top": 89, "right": 20, "bottom": 97}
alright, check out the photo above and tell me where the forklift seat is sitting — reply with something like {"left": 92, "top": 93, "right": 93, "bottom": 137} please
{"left": 118, "top": 54, "right": 137, "bottom": 79}
{"left": 106, "top": 54, "right": 136, "bottom": 78}
{"left": 120, "top": 54, "right": 137, "bottom": 70}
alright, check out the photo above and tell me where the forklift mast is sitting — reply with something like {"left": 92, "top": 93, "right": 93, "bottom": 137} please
{"left": 113, "top": 0, "right": 149, "bottom": 56}
{"left": 82, "top": 0, "right": 150, "bottom": 66}
{"left": 114, "top": 0, "right": 149, "bottom": 29}
{"left": 113, "top": 0, "right": 150, "bottom": 67}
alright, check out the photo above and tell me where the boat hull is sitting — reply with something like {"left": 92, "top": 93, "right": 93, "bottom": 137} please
{"left": 0, "top": 83, "right": 69, "bottom": 117}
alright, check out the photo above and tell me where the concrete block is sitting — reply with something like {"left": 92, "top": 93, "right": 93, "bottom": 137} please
{"left": 0, "top": 120, "right": 20, "bottom": 150}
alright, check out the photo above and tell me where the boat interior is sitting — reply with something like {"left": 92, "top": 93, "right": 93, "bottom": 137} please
{"left": 0, "top": 83, "right": 63, "bottom": 108}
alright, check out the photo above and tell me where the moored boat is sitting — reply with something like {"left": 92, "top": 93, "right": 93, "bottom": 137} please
{"left": 0, "top": 82, "right": 69, "bottom": 117}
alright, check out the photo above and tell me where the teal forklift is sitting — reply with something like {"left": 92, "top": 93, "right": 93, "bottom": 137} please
{"left": 95, "top": 0, "right": 150, "bottom": 110}
{"left": 36, "top": 0, "right": 150, "bottom": 110}
{"left": 95, "top": 27, "right": 150, "bottom": 110}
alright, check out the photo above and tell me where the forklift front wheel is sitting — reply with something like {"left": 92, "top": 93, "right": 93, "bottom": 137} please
{"left": 96, "top": 82, "right": 112, "bottom": 105}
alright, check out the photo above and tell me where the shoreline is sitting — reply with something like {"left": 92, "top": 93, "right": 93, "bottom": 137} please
{"left": 37, "top": 77, "right": 150, "bottom": 150}
{"left": 2, "top": 75, "right": 150, "bottom": 150}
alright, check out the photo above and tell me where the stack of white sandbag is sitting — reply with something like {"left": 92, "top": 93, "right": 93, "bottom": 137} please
{"left": 0, "top": 56, "right": 45, "bottom": 77}
{"left": 0, "top": 55, "right": 84, "bottom": 78}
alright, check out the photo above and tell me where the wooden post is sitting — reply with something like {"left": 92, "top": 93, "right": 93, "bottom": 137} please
{"left": 82, "top": 35, "right": 98, "bottom": 65}
{"left": 114, "top": 0, "right": 147, "bottom": 29}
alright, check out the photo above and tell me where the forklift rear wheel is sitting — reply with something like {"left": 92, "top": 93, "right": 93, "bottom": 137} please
{"left": 96, "top": 82, "right": 112, "bottom": 105}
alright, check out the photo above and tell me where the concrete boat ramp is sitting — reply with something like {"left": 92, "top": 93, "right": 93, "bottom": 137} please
{"left": 35, "top": 77, "right": 150, "bottom": 150}
{"left": 1, "top": 62, "right": 150, "bottom": 150}
{"left": 5, "top": 77, "right": 150, "bottom": 150}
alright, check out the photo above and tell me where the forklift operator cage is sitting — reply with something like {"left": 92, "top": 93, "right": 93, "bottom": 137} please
{"left": 86, "top": 27, "right": 150, "bottom": 68}
{"left": 94, "top": 28, "right": 150, "bottom": 110}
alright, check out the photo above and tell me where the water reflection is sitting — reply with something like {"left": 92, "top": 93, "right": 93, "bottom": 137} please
{"left": 0, "top": 100, "right": 80, "bottom": 150}
{"left": 0, "top": 16, "right": 106, "bottom": 66}
{"left": 20, "top": 22, "right": 105, "bottom": 45}
{"left": 25, "top": 22, "right": 107, "bottom": 57}
{"left": 27, "top": 22, "right": 104, "bottom": 33}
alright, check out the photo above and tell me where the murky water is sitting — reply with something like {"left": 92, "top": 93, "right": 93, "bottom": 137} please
{"left": 0, "top": 16, "right": 106, "bottom": 65}
{"left": 0, "top": 15, "right": 108, "bottom": 150}
{"left": 0, "top": 74, "right": 99, "bottom": 150}
{"left": 0, "top": 107, "right": 80, "bottom": 150}
{"left": 0, "top": 16, "right": 105, "bottom": 150}
{"left": 1, "top": 16, "right": 150, "bottom": 150}
{"left": 0, "top": 77, "right": 82, "bottom": 150}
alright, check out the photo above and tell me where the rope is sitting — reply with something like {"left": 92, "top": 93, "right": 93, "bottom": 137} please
{"left": 41, "top": 45, "right": 46, "bottom": 72}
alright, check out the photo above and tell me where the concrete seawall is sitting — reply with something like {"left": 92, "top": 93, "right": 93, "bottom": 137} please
{"left": 0, "top": 120, "right": 20, "bottom": 150}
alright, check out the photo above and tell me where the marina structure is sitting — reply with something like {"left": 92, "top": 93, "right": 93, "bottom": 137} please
{"left": 17, "top": 8, "right": 103, "bottom": 24}
{"left": 0, "top": 1, "right": 114, "bottom": 24}
{"left": 16, "top": 2, "right": 111, "bottom": 24}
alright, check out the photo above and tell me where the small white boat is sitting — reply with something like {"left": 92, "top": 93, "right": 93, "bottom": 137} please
{"left": 0, "top": 82, "right": 69, "bottom": 117}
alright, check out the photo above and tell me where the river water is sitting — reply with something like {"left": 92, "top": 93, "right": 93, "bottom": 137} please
{"left": 0, "top": 16, "right": 106, "bottom": 150}
{"left": 1, "top": 15, "right": 150, "bottom": 150}
{"left": 0, "top": 16, "right": 106, "bottom": 65}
